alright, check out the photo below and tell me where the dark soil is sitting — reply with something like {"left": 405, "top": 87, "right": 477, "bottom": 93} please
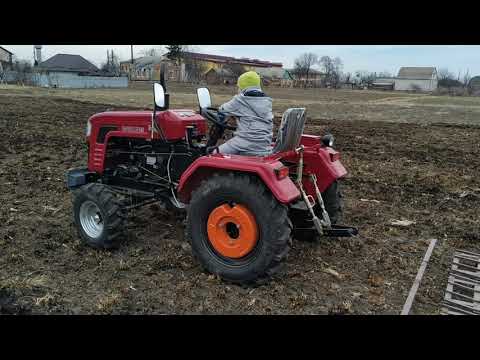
{"left": 1, "top": 95, "right": 479, "bottom": 314}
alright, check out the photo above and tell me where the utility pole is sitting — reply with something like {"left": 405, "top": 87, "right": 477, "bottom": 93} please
{"left": 130, "top": 45, "right": 134, "bottom": 81}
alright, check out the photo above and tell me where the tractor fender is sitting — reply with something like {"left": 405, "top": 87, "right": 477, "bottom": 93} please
{"left": 279, "top": 145, "right": 347, "bottom": 193}
{"left": 177, "top": 154, "right": 301, "bottom": 204}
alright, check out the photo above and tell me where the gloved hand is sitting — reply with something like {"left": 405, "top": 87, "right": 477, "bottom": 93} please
{"left": 206, "top": 146, "right": 220, "bottom": 155}
{"left": 217, "top": 111, "right": 226, "bottom": 125}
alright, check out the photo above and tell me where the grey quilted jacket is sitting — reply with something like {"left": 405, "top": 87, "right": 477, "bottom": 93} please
{"left": 218, "top": 87, "right": 273, "bottom": 156}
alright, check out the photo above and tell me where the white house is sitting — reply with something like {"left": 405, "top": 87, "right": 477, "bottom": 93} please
{"left": 394, "top": 67, "right": 438, "bottom": 92}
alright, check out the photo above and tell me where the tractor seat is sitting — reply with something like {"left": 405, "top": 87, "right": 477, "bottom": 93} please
{"left": 271, "top": 108, "right": 307, "bottom": 154}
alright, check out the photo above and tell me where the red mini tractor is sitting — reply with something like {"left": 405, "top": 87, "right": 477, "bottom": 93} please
{"left": 67, "top": 68, "right": 358, "bottom": 284}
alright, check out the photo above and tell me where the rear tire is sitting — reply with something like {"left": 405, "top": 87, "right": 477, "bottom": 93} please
{"left": 73, "top": 183, "right": 128, "bottom": 249}
{"left": 322, "top": 180, "right": 344, "bottom": 224}
{"left": 186, "top": 173, "right": 292, "bottom": 285}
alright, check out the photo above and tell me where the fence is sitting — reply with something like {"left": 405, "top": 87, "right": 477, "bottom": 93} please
{"left": 32, "top": 72, "right": 128, "bottom": 88}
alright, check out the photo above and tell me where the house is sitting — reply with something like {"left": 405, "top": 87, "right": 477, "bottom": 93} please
{"left": 371, "top": 77, "right": 395, "bottom": 91}
{"left": 123, "top": 56, "right": 183, "bottom": 82}
{"left": 255, "top": 67, "right": 285, "bottom": 80}
{"left": 125, "top": 52, "right": 283, "bottom": 84}
{"left": 34, "top": 53, "right": 127, "bottom": 88}
{"left": 204, "top": 67, "right": 235, "bottom": 85}
{"left": 37, "top": 53, "right": 100, "bottom": 75}
{"left": 394, "top": 67, "right": 438, "bottom": 92}
{"left": 285, "top": 68, "right": 326, "bottom": 88}
{"left": 469, "top": 76, "right": 480, "bottom": 93}
{"left": 0, "top": 46, "right": 13, "bottom": 69}
{"left": 181, "top": 52, "right": 283, "bottom": 84}
{"left": 120, "top": 59, "right": 136, "bottom": 76}
{"left": 288, "top": 68, "right": 325, "bottom": 81}
{"left": 182, "top": 52, "right": 283, "bottom": 75}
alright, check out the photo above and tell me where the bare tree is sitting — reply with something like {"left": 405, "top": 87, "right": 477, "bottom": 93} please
{"left": 438, "top": 68, "right": 461, "bottom": 89}
{"left": 0, "top": 62, "right": 6, "bottom": 84}
{"left": 342, "top": 72, "right": 353, "bottom": 89}
{"left": 320, "top": 56, "right": 343, "bottom": 88}
{"left": 293, "top": 53, "right": 319, "bottom": 82}
{"left": 100, "top": 50, "right": 121, "bottom": 76}
{"left": 463, "top": 69, "right": 471, "bottom": 88}
{"left": 11, "top": 59, "right": 33, "bottom": 85}
{"left": 377, "top": 71, "right": 392, "bottom": 78}
{"left": 140, "top": 47, "right": 164, "bottom": 57}
{"left": 183, "top": 53, "right": 208, "bottom": 83}
{"left": 438, "top": 68, "right": 454, "bottom": 82}
{"left": 223, "top": 63, "right": 245, "bottom": 78}
{"left": 354, "top": 70, "right": 376, "bottom": 88}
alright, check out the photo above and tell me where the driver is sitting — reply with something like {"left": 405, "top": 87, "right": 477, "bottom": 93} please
{"left": 216, "top": 71, "right": 273, "bottom": 156}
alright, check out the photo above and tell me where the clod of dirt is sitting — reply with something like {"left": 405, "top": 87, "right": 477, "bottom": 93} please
{"left": 329, "top": 300, "right": 353, "bottom": 314}
{"left": 368, "top": 274, "right": 384, "bottom": 287}
{"left": 360, "top": 198, "right": 381, "bottom": 204}
{"left": 323, "top": 268, "right": 343, "bottom": 280}
{"left": 390, "top": 219, "right": 416, "bottom": 227}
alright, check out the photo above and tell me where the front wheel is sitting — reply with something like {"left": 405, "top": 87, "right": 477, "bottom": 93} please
{"left": 73, "top": 183, "right": 127, "bottom": 249}
{"left": 186, "top": 173, "right": 292, "bottom": 285}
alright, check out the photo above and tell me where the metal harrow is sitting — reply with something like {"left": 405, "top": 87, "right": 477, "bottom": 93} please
{"left": 442, "top": 249, "right": 480, "bottom": 315}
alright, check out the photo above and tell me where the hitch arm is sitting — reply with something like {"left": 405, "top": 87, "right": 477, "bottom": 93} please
{"left": 295, "top": 146, "right": 324, "bottom": 235}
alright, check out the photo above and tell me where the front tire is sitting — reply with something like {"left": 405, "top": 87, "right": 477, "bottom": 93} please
{"left": 186, "top": 173, "right": 292, "bottom": 285}
{"left": 73, "top": 183, "right": 127, "bottom": 249}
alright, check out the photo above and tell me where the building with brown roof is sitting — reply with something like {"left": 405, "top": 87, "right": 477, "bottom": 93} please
{"left": 0, "top": 46, "right": 14, "bottom": 70}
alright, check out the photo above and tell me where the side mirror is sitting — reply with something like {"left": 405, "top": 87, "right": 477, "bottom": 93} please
{"left": 197, "top": 87, "right": 212, "bottom": 109}
{"left": 153, "top": 83, "right": 165, "bottom": 109}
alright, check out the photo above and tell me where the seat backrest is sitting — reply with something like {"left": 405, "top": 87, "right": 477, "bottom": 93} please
{"left": 272, "top": 108, "right": 306, "bottom": 153}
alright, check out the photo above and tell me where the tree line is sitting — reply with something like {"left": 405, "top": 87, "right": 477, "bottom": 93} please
{"left": 291, "top": 52, "right": 395, "bottom": 88}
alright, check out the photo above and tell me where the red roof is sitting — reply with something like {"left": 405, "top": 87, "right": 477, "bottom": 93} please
{"left": 183, "top": 52, "right": 282, "bottom": 68}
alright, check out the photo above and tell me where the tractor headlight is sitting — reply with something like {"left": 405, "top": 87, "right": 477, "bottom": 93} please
{"left": 86, "top": 119, "right": 92, "bottom": 137}
{"left": 322, "top": 134, "right": 334, "bottom": 147}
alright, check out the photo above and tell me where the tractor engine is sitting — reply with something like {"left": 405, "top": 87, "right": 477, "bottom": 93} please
{"left": 102, "top": 137, "right": 201, "bottom": 193}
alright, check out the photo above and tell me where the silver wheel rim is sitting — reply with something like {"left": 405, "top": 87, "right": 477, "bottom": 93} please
{"left": 79, "top": 200, "right": 104, "bottom": 239}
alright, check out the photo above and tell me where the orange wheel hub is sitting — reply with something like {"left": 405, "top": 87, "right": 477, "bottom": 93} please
{"left": 207, "top": 204, "right": 258, "bottom": 259}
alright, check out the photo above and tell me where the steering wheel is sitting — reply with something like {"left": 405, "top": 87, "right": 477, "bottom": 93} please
{"left": 202, "top": 107, "right": 237, "bottom": 131}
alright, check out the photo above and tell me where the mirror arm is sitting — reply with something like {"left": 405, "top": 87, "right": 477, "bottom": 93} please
{"left": 164, "top": 93, "right": 170, "bottom": 110}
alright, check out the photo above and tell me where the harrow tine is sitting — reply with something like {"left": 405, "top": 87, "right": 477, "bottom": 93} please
{"left": 447, "top": 280, "right": 480, "bottom": 293}
{"left": 450, "top": 268, "right": 480, "bottom": 281}
{"left": 452, "top": 262, "right": 480, "bottom": 272}
{"left": 455, "top": 249, "right": 480, "bottom": 257}
{"left": 454, "top": 253, "right": 480, "bottom": 262}
{"left": 442, "top": 302, "right": 478, "bottom": 315}
{"left": 444, "top": 289, "right": 480, "bottom": 304}
{"left": 448, "top": 272, "right": 480, "bottom": 284}
{"left": 443, "top": 298, "right": 480, "bottom": 312}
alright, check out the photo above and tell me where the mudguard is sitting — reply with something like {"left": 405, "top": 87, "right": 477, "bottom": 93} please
{"left": 177, "top": 154, "right": 301, "bottom": 204}
{"left": 276, "top": 136, "right": 348, "bottom": 194}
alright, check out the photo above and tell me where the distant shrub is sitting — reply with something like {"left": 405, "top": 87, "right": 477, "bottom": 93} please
{"left": 410, "top": 84, "right": 422, "bottom": 92}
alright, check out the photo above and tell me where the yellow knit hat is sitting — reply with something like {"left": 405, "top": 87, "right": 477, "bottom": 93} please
{"left": 237, "top": 71, "right": 261, "bottom": 90}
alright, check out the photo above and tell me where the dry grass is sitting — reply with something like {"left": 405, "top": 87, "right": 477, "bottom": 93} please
{"left": 96, "top": 293, "right": 122, "bottom": 312}
{"left": 1, "top": 84, "right": 479, "bottom": 126}
{"left": 0, "top": 274, "right": 48, "bottom": 291}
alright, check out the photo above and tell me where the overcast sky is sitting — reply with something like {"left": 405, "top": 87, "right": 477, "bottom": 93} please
{"left": 4, "top": 45, "right": 480, "bottom": 76}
